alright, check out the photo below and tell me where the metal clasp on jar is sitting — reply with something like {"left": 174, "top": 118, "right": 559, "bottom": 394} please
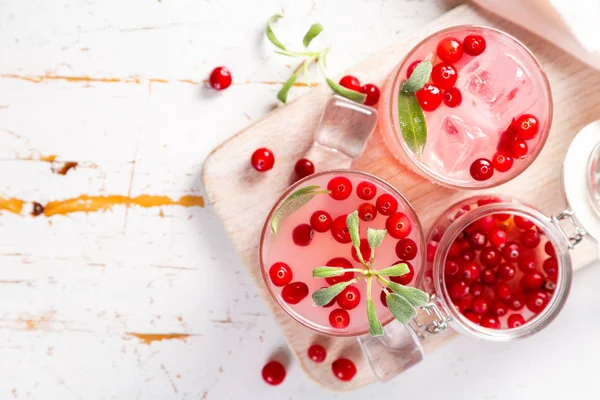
{"left": 410, "top": 294, "right": 452, "bottom": 337}
{"left": 551, "top": 209, "right": 586, "bottom": 248}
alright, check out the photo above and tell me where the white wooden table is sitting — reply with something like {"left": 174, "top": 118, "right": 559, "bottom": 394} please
{"left": 1, "top": 0, "right": 599, "bottom": 398}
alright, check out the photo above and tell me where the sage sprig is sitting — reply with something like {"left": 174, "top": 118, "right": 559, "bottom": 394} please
{"left": 270, "top": 185, "right": 329, "bottom": 235}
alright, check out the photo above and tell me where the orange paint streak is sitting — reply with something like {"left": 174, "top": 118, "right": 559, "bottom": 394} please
{"left": 127, "top": 333, "right": 190, "bottom": 344}
{"left": 40, "top": 154, "right": 57, "bottom": 162}
{"left": 0, "top": 197, "right": 24, "bottom": 215}
{"left": 42, "top": 194, "right": 204, "bottom": 217}
{"left": 18, "top": 311, "right": 56, "bottom": 330}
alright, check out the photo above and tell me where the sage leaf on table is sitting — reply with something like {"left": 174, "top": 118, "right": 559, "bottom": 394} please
{"left": 325, "top": 78, "right": 367, "bottom": 104}
{"left": 302, "top": 23, "right": 323, "bottom": 48}
{"left": 266, "top": 14, "right": 286, "bottom": 51}
{"left": 277, "top": 72, "right": 298, "bottom": 103}
{"left": 367, "top": 299, "right": 384, "bottom": 337}
{"left": 398, "top": 91, "right": 427, "bottom": 158}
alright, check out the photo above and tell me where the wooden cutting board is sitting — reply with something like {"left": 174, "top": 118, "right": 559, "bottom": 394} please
{"left": 202, "top": 3, "right": 600, "bottom": 392}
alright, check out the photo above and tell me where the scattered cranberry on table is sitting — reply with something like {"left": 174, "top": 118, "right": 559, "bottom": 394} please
{"left": 251, "top": 148, "right": 275, "bottom": 172}
{"left": 294, "top": 158, "right": 315, "bottom": 180}
{"left": 332, "top": 358, "right": 357, "bottom": 381}
{"left": 360, "top": 83, "right": 380, "bottom": 106}
{"left": 262, "top": 361, "right": 286, "bottom": 385}
{"left": 307, "top": 344, "right": 327, "bottom": 363}
{"left": 338, "top": 75, "right": 361, "bottom": 92}
{"left": 209, "top": 66, "right": 232, "bottom": 90}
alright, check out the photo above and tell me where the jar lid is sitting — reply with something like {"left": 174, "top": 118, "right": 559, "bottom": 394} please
{"left": 562, "top": 120, "right": 600, "bottom": 243}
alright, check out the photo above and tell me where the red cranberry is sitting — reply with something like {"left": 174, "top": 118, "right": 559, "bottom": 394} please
{"left": 544, "top": 278, "right": 557, "bottom": 292}
{"left": 294, "top": 158, "right": 315, "bottom": 180}
{"left": 468, "top": 230, "right": 488, "bottom": 250}
{"left": 269, "top": 262, "right": 293, "bottom": 287}
{"left": 307, "top": 344, "right": 327, "bottom": 363}
{"left": 443, "top": 87, "right": 462, "bottom": 107}
{"left": 375, "top": 193, "right": 398, "bottom": 216}
{"left": 472, "top": 297, "right": 490, "bottom": 314}
{"left": 310, "top": 210, "right": 332, "bottom": 232}
{"left": 426, "top": 241, "right": 438, "bottom": 262}
{"left": 488, "top": 227, "right": 508, "bottom": 248}
{"left": 431, "top": 63, "right": 458, "bottom": 90}
{"left": 526, "top": 291, "right": 549, "bottom": 313}
{"left": 460, "top": 248, "right": 477, "bottom": 264}
{"left": 509, "top": 292, "right": 525, "bottom": 311}
{"left": 332, "top": 358, "right": 356, "bottom": 381}
{"left": 473, "top": 215, "right": 496, "bottom": 232}
{"left": 464, "top": 311, "right": 480, "bottom": 324}
{"left": 416, "top": 84, "right": 443, "bottom": 111}
{"left": 521, "top": 229, "right": 541, "bottom": 248}
{"left": 491, "top": 300, "right": 508, "bottom": 317}
{"left": 508, "top": 314, "right": 525, "bottom": 328}
{"left": 251, "top": 148, "right": 275, "bottom": 172}
{"left": 445, "top": 259, "right": 460, "bottom": 277}
{"left": 463, "top": 35, "right": 486, "bottom": 56}
{"left": 453, "top": 205, "right": 471, "bottom": 220}
{"left": 360, "top": 83, "right": 380, "bottom": 106}
{"left": 337, "top": 285, "right": 361, "bottom": 310}
{"left": 448, "top": 241, "right": 464, "bottom": 258}
{"left": 327, "top": 177, "right": 352, "bottom": 200}
{"left": 470, "top": 158, "right": 494, "bottom": 181}
{"left": 351, "top": 238, "right": 372, "bottom": 263}
{"left": 281, "top": 282, "right": 309, "bottom": 304}
{"left": 514, "top": 216, "right": 534, "bottom": 230}
{"left": 357, "top": 181, "right": 377, "bottom": 200}
{"left": 357, "top": 203, "right": 377, "bottom": 222}
{"left": 516, "top": 114, "right": 539, "bottom": 140}
{"left": 455, "top": 297, "right": 472, "bottom": 313}
{"left": 495, "top": 282, "right": 512, "bottom": 301}
{"left": 380, "top": 289, "right": 390, "bottom": 307}
{"left": 406, "top": 60, "right": 421, "bottom": 78}
{"left": 502, "top": 242, "right": 521, "bottom": 263}
{"left": 331, "top": 215, "right": 351, "bottom": 244}
{"left": 436, "top": 37, "right": 463, "bottom": 63}
{"left": 477, "top": 197, "right": 501, "bottom": 207}
{"left": 390, "top": 261, "right": 414, "bottom": 285}
{"left": 480, "top": 314, "right": 500, "bottom": 329}
{"left": 449, "top": 280, "right": 469, "bottom": 300}
{"left": 329, "top": 309, "right": 350, "bottom": 329}
{"left": 544, "top": 241, "right": 556, "bottom": 256}
{"left": 517, "top": 254, "right": 536, "bottom": 272}
{"left": 338, "top": 75, "right": 361, "bottom": 92}
{"left": 396, "top": 238, "right": 418, "bottom": 260}
{"left": 521, "top": 271, "right": 544, "bottom": 291}
{"left": 497, "top": 263, "right": 516, "bottom": 280}
{"left": 480, "top": 247, "right": 501, "bottom": 268}
{"left": 510, "top": 139, "right": 528, "bottom": 159}
{"left": 470, "top": 282, "right": 484, "bottom": 297}
{"left": 386, "top": 212, "right": 412, "bottom": 239}
{"left": 481, "top": 268, "right": 497, "bottom": 286}
{"left": 494, "top": 213, "right": 511, "bottom": 222}
{"left": 292, "top": 224, "right": 314, "bottom": 246}
{"left": 459, "top": 262, "right": 480, "bottom": 282}
{"left": 543, "top": 257, "right": 559, "bottom": 279}
{"left": 324, "top": 257, "right": 354, "bottom": 285}
{"left": 209, "top": 66, "right": 232, "bottom": 90}
{"left": 262, "top": 361, "right": 285, "bottom": 385}
{"left": 492, "top": 151, "right": 513, "bottom": 173}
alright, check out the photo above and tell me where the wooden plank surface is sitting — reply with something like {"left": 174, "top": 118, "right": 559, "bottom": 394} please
{"left": 203, "top": 3, "right": 600, "bottom": 392}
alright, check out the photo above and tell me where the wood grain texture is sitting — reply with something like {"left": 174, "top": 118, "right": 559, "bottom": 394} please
{"left": 203, "top": 3, "right": 600, "bottom": 392}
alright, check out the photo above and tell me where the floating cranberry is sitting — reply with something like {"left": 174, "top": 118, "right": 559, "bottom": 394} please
{"left": 491, "top": 300, "right": 508, "bottom": 317}
{"left": 416, "top": 84, "right": 443, "bottom": 111}
{"left": 488, "top": 227, "right": 508, "bottom": 248}
{"left": 325, "top": 257, "right": 354, "bottom": 285}
{"left": 443, "top": 87, "right": 462, "bottom": 107}
{"left": 310, "top": 210, "right": 332, "bottom": 232}
{"left": 497, "top": 263, "right": 516, "bottom": 280}
{"left": 543, "top": 257, "right": 558, "bottom": 279}
{"left": 357, "top": 203, "right": 377, "bottom": 222}
{"left": 380, "top": 289, "right": 389, "bottom": 307}
{"left": 445, "top": 260, "right": 460, "bottom": 277}
{"left": 406, "top": 60, "right": 422, "bottom": 78}
{"left": 269, "top": 262, "right": 293, "bottom": 287}
{"left": 386, "top": 212, "right": 412, "bottom": 239}
{"left": 427, "top": 241, "right": 438, "bottom": 262}
{"left": 459, "top": 262, "right": 480, "bottom": 282}
{"left": 337, "top": 285, "right": 361, "bottom": 310}
{"left": 544, "top": 241, "right": 556, "bottom": 256}
{"left": 338, "top": 75, "right": 361, "bottom": 92}
{"left": 396, "top": 238, "right": 418, "bottom": 260}
{"left": 468, "top": 230, "right": 488, "bottom": 250}
{"left": 509, "top": 292, "right": 525, "bottom": 311}
{"left": 526, "top": 291, "right": 549, "bottom": 313}
{"left": 495, "top": 282, "right": 512, "bottom": 301}
{"left": 436, "top": 37, "right": 463, "bottom": 63}
{"left": 390, "top": 261, "right": 414, "bottom": 285}
{"left": 472, "top": 297, "right": 490, "bottom": 314}
{"left": 516, "top": 114, "right": 539, "bottom": 140}
{"left": 480, "top": 314, "right": 500, "bottom": 329}
{"left": 329, "top": 309, "right": 350, "bottom": 329}
{"left": 470, "top": 282, "right": 483, "bottom": 297}
{"left": 464, "top": 311, "right": 480, "bottom": 324}
{"left": 376, "top": 194, "right": 398, "bottom": 216}
{"left": 508, "top": 314, "right": 525, "bottom": 328}
{"left": 502, "top": 242, "right": 521, "bottom": 263}
{"left": 292, "top": 224, "right": 314, "bottom": 246}
{"left": 251, "top": 148, "right": 275, "bottom": 172}
{"left": 481, "top": 268, "right": 497, "bottom": 286}
{"left": 470, "top": 158, "right": 494, "bottom": 181}
{"left": 281, "top": 282, "right": 309, "bottom": 304}
{"left": 473, "top": 215, "right": 496, "bottom": 232}
{"left": 514, "top": 216, "right": 534, "bottom": 230}
{"left": 480, "top": 247, "right": 501, "bottom": 268}
{"left": 262, "top": 361, "right": 286, "bottom": 385}
{"left": 449, "top": 280, "right": 469, "bottom": 300}
{"left": 295, "top": 158, "right": 315, "bottom": 180}
{"left": 331, "top": 215, "right": 351, "bottom": 244}
{"left": 351, "top": 238, "right": 372, "bottom": 263}
{"left": 431, "top": 63, "right": 458, "bottom": 90}
{"left": 332, "top": 358, "right": 357, "bottom": 381}
{"left": 307, "top": 344, "right": 327, "bottom": 363}
{"left": 521, "top": 229, "right": 541, "bottom": 248}
{"left": 517, "top": 254, "right": 536, "bottom": 273}
{"left": 360, "top": 83, "right": 380, "bottom": 106}
{"left": 492, "top": 151, "right": 513, "bottom": 173}
{"left": 463, "top": 35, "right": 486, "bottom": 56}
{"left": 521, "top": 271, "right": 544, "bottom": 291}
{"left": 357, "top": 181, "right": 377, "bottom": 200}
{"left": 209, "top": 66, "right": 232, "bottom": 90}
{"left": 328, "top": 177, "right": 352, "bottom": 200}
{"left": 510, "top": 139, "right": 528, "bottom": 159}
{"left": 460, "top": 248, "right": 477, "bottom": 264}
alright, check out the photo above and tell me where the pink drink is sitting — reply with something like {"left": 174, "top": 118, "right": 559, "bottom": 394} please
{"left": 260, "top": 171, "right": 424, "bottom": 336}
{"left": 380, "top": 26, "right": 552, "bottom": 188}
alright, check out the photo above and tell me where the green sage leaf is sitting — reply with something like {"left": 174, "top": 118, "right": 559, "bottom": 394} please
{"left": 325, "top": 77, "right": 366, "bottom": 104}
{"left": 387, "top": 281, "right": 429, "bottom": 307}
{"left": 312, "top": 267, "right": 346, "bottom": 278}
{"left": 367, "top": 299, "right": 384, "bottom": 337}
{"left": 266, "top": 14, "right": 286, "bottom": 51}
{"left": 376, "top": 263, "right": 409, "bottom": 277}
{"left": 346, "top": 211, "right": 361, "bottom": 250}
{"left": 401, "top": 59, "right": 433, "bottom": 93}
{"left": 312, "top": 280, "right": 355, "bottom": 306}
{"left": 366, "top": 228, "right": 387, "bottom": 250}
{"left": 398, "top": 91, "right": 427, "bottom": 158}
{"left": 270, "top": 185, "right": 322, "bottom": 235}
{"left": 386, "top": 293, "right": 417, "bottom": 324}
{"left": 277, "top": 72, "right": 298, "bottom": 103}
{"left": 302, "top": 23, "right": 323, "bottom": 48}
